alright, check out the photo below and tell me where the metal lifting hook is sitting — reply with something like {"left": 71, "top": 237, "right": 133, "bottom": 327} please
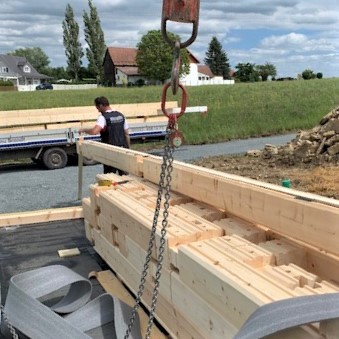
{"left": 161, "top": 0, "right": 200, "bottom": 48}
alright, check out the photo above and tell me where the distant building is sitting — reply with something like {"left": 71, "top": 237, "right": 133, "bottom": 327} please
{"left": 103, "top": 47, "right": 234, "bottom": 87}
{"left": 0, "top": 54, "right": 50, "bottom": 86}
{"left": 103, "top": 47, "right": 146, "bottom": 86}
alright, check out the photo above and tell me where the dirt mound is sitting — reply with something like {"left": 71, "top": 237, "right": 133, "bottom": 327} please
{"left": 254, "top": 106, "right": 339, "bottom": 165}
{"left": 193, "top": 107, "right": 339, "bottom": 200}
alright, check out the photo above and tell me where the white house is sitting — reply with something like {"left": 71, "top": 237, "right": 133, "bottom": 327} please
{"left": 0, "top": 55, "right": 50, "bottom": 87}
{"left": 103, "top": 47, "right": 234, "bottom": 87}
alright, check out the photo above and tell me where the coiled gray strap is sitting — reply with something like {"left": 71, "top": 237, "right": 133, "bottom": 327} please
{"left": 234, "top": 293, "right": 339, "bottom": 339}
{"left": 1, "top": 265, "right": 141, "bottom": 339}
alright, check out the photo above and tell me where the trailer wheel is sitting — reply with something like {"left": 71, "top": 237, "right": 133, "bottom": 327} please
{"left": 82, "top": 157, "right": 98, "bottom": 166}
{"left": 42, "top": 147, "right": 68, "bottom": 170}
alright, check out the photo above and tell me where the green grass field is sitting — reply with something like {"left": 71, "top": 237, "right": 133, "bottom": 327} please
{"left": 1, "top": 78, "right": 339, "bottom": 144}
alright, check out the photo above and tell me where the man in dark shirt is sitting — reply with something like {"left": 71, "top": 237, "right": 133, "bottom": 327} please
{"left": 79, "top": 96, "right": 130, "bottom": 175}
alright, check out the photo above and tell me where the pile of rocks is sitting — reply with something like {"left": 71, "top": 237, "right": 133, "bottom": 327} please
{"left": 249, "top": 106, "right": 339, "bottom": 165}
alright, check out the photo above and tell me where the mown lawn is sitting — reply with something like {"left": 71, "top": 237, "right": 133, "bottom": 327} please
{"left": 1, "top": 78, "right": 339, "bottom": 144}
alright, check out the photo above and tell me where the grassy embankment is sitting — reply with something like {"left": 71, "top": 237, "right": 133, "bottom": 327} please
{"left": 1, "top": 78, "right": 339, "bottom": 145}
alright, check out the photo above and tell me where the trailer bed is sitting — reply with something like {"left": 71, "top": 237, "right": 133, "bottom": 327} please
{"left": 0, "top": 217, "right": 168, "bottom": 338}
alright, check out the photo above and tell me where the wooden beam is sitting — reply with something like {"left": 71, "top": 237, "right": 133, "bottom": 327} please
{"left": 142, "top": 157, "right": 339, "bottom": 256}
{"left": 77, "top": 141, "right": 145, "bottom": 177}
{"left": 0, "top": 206, "right": 83, "bottom": 227}
{"left": 0, "top": 102, "right": 179, "bottom": 128}
{"left": 77, "top": 142, "right": 339, "bottom": 256}
{"left": 93, "top": 229, "right": 220, "bottom": 339}
{"left": 157, "top": 106, "right": 208, "bottom": 114}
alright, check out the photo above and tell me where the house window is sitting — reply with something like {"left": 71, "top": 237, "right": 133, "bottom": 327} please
{"left": 1, "top": 67, "right": 8, "bottom": 73}
{"left": 23, "top": 65, "right": 31, "bottom": 73}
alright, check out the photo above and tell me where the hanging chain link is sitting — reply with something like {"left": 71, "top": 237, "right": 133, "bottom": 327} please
{"left": 125, "top": 1, "right": 200, "bottom": 338}
{"left": 144, "top": 127, "right": 174, "bottom": 339}
{"left": 0, "top": 305, "right": 19, "bottom": 339}
{"left": 124, "top": 129, "right": 174, "bottom": 339}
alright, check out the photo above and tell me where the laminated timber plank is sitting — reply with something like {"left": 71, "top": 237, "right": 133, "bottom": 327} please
{"left": 97, "top": 188, "right": 223, "bottom": 258}
{"left": 262, "top": 229, "right": 339, "bottom": 284}
{"left": 213, "top": 215, "right": 267, "bottom": 244}
{"left": 92, "top": 229, "right": 205, "bottom": 339}
{"left": 77, "top": 142, "right": 145, "bottom": 177}
{"left": 0, "top": 206, "right": 83, "bottom": 227}
{"left": 0, "top": 125, "right": 47, "bottom": 133}
{"left": 82, "top": 197, "right": 94, "bottom": 231}
{"left": 0, "top": 102, "right": 178, "bottom": 127}
{"left": 142, "top": 155, "right": 339, "bottom": 207}
{"left": 1, "top": 112, "right": 98, "bottom": 128}
{"left": 84, "top": 220, "right": 94, "bottom": 244}
{"left": 77, "top": 143, "right": 339, "bottom": 257}
{"left": 141, "top": 156, "right": 339, "bottom": 257}
{"left": 89, "top": 214, "right": 323, "bottom": 338}
{"left": 259, "top": 238, "right": 307, "bottom": 266}
{"left": 177, "top": 239, "right": 335, "bottom": 338}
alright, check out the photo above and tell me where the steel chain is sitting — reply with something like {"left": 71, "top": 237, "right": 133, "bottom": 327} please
{"left": 124, "top": 129, "right": 174, "bottom": 339}
{"left": 0, "top": 304, "right": 19, "bottom": 339}
{"left": 125, "top": 2, "right": 200, "bottom": 337}
{"left": 145, "top": 128, "right": 174, "bottom": 339}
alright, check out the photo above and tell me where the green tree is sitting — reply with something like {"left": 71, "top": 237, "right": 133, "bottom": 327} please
{"left": 83, "top": 0, "right": 106, "bottom": 84}
{"left": 63, "top": 4, "right": 83, "bottom": 82}
{"left": 302, "top": 69, "right": 316, "bottom": 80}
{"left": 44, "top": 67, "right": 70, "bottom": 81}
{"left": 316, "top": 72, "right": 323, "bottom": 79}
{"left": 8, "top": 47, "right": 50, "bottom": 74}
{"left": 255, "top": 62, "right": 277, "bottom": 81}
{"left": 234, "top": 63, "right": 259, "bottom": 82}
{"left": 136, "top": 30, "right": 190, "bottom": 84}
{"left": 204, "top": 36, "right": 231, "bottom": 79}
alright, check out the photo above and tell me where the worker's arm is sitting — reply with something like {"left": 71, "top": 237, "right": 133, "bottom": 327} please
{"left": 79, "top": 124, "right": 102, "bottom": 135}
{"left": 125, "top": 129, "right": 131, "bottom": 148}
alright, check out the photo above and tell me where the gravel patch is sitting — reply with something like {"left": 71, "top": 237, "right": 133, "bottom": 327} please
{"left": 0, "top": 133, "right": 295, "bottom": 213}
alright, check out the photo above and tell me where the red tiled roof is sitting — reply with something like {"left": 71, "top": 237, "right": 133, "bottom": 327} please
{"left": 187, "top": 50, "right": 200, "bottom": 64}
{"left": 107, "top": 47, "right": 137, "bottom": 66}
{"left": 198, "top": 65, "right": 214, "bottom": 77}
{"left": 107, "top": 46, "right": 202, "bottom": 67}
{"left": 116, "top": 66, "right": 139, "bottom": 76}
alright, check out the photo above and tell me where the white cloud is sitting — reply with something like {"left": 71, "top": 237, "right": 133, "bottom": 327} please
{"left": 261, "top": 33, "right": 308, "bottom": 47}
{"left": 0, "top": 0, "right": 337, "bottom": 77}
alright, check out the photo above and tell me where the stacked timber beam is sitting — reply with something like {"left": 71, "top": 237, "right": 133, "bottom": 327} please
{"left": 78, "top": 140, "right": 339, "bottom": 339}
{"left": 0, "top": 101, "right": 178, "bottom": 133}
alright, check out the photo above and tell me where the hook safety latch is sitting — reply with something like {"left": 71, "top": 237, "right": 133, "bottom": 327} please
{"left": 161, "top": 0, "right": 200, "bottom": 48}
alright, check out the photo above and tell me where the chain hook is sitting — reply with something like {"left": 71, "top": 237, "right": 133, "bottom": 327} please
{"left": 170, "top": 40, "right": 181, "bottom": 95}
{"left": 161, "top": 0, "right": 200, "bottom": 48}
{"left": 125, "top": 1, "right": 200, "bottom": 337}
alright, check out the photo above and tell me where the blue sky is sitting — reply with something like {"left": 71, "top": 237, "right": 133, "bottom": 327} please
{"left": 0, "top": 0, "right": 338, "bottom": 78}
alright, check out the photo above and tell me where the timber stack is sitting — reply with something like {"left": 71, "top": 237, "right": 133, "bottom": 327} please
{"left": 78, "top": 140, "right": 339, "bottom": 339}
{"left": 0, "top": 101, "right": 178, "bottom": 133}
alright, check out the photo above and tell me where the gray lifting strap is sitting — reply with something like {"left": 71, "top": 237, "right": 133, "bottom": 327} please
{"left": 234, "top": 292, "right": 339, "bottom": 339}
{"left": 0, "top": 265, "right": 142, "bottom": 339}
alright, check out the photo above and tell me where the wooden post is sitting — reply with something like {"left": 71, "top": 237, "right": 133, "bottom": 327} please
{"left": 77, "top": 137, "right": 84, "bottom": 201}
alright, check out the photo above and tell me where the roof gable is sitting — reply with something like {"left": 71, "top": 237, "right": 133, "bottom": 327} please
{"left": 198, "top": 64, "right": 214, "bottom": 78}
{"left": 106, "top": 46, "right": 202, "bottom": 66}
{"left": 0, "top": 54, "right": 47, "bottom": 78}
{"left": 116, "top": 66, "right": 139, "bottom": 76}
{"left": 187, "top": 50, "right": 200, "bottom": 64}
{"left": 107, "top": 47, "right": 137, "bottom": 66}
